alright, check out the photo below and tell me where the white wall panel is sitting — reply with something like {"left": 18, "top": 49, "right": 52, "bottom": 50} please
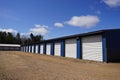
{"left": 54, "top": 42, "right": 61, "bottom": 56}
{"left": 82, "top": 35, "right": 103, "bottom": 61}
{"left": 46, "top": 43, "right": 51, "bottom": 55}
{"left": 65, "top": 39, "right": 77, "bottom": 58}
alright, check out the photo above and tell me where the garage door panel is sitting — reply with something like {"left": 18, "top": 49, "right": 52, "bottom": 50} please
{"left": 29, "top": 46, "right": 31, "bottom": 52}
{"left": 40, "top": 44, "right": 44, "bottom": 54}
{"left": 46, "top": 44, "right": 51, "bottom": 55}
{"left": 32, "top": 45, "right": 34, "bottom": 53}
{"left": 36, "top": 45, "right": 38, "bottom": 53}
{"left": 65, "top": 39, "right": 76, "bottom": 58}
{"left": 82, "top": 35, "right": 102, "bottom": 61}
{"left": 55, "top": 43, "right": 61, "bottom": 56}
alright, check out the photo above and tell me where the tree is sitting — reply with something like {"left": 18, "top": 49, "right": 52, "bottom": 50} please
{"left": 7, "top": 32, "right": 14, "bottom": 44}
{"left": 0, "top": 31, "right": 44, "bottom": 44}
{"left": 16, "top": 33, "right": 21, "bottom": 44}
{"left": 30, "top": 33, "right": 34, "bottom": 42}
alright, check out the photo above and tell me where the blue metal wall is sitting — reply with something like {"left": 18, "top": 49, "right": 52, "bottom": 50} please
{"left": 105, "top": 30, "right": 120, "bottom": 62}
{"left": 61, "top": 40, "right": 65, "bottom": 57}
{"left": 77, "top": 38, "right": 82, "bottom": 59}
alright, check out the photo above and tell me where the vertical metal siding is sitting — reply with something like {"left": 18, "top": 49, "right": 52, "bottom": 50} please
{"left": 43, "top": 43, "right": 46, "bottom": 54}
{"left": 27, "top": 46, "right": 29, "bottom": 52}
{"left": 29, "top": 46, "right": 31, "bottom": 52}
{"left": 82, "top": 35, "right": 103, "bottom": 61}
{"left": 34, "top": 44, "right": 36, "bottom": 53}
{"left": 54, "top": 42, "right": 61, "bottom": 56}
{"left": 46, "top": 43, "right": 51, "bottom": 55}
{"left": 65, "top": 39, "right": 77, "bottom": 58}
{"left": 38, "top": 44, "right": 40, "bottom": 53}
{"left": 51, "top": 42, "right": 54, "bottom": 55}
{"left": 102, "top": 34, "right": 107, "bottom": 62}
{"left": 30, "top": 45, "right": 32, "bottom": 52}
{"left": 61, "top": 40, "right": 65, "bottom": 57}
{"left": 77, "top": 38, "right": 82, "bottom": 59}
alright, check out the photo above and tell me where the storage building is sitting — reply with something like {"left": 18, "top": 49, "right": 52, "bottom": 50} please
{"left": 21, "top": 29, "right": 120, "bottom": 62}
{"left": 0, "top": 44, "right": 20, "bottom": 51}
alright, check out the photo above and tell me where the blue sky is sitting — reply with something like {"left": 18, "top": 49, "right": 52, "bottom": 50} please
{"left": 0, "top": 0, "right": 120, "bottom": 39}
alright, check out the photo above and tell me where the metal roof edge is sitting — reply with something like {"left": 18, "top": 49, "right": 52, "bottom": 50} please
{"left": 22, "top": 28, "right": 120, "bottom": 45}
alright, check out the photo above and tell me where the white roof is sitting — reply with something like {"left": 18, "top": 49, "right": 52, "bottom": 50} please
{"left": 0, "top": 44, "right": 20, "bottom": 47}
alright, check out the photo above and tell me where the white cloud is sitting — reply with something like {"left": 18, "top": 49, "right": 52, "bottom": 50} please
{"left": 103, "top": 0, "right": 120, "bottom": 7}
{"left": 65, "top": 15, "right": 100, "bottom": 28}
{"left": 0, "top": 28, "right": 17, "bottom": 33}
{"left": 29, "top": 24, "right": 48, "bottom": 35}
{"left": 54, "top": 22, "right": 64, "bottom": 27}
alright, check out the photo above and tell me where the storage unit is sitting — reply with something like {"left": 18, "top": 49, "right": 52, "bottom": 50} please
{"left": 82, "top": 35, "right": 102, "bottom": 61}
{"left": 54, "top": 42, "right": 61, "bottom": 56}
{"left": 22, "top": 29, "right": 120, "bottom": 62}
{"left": 65, "top": 39, "right": 77, "bottom": 58}
{"left": 40, "top": 44, "right": 44, "bottom": 54}
{"left": 0, "top": 44, "right": 20, "bottom": 51}
{"left": 46, "top": 43, "right": 51, "bottom": 55}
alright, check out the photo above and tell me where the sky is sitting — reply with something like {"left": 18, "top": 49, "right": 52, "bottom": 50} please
{"left": 0, "top": 0, "right": 120, "bottom": 39}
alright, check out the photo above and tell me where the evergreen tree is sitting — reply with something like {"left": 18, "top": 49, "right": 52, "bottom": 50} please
{"left": 30, "top": 33, "right": 34, "bottom": 42}
{"left": 16, "top": 33, "right": 21, "bottom": 44}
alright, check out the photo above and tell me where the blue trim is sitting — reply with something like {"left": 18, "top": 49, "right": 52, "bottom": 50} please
{"left": 30, "top": 45, "right": 32, "bottom": 53}
{"left": 51, "top": 42, "right": 54, "bottom": 55}
{"left": 61, "top": 40, "right": 65, "bottom": 57}
{"left": 25, "top": 46, "right": 27, "bottom": 52}
{"left": 24, "top": 46, "right": 25, "bottom": 52}
{"left": 77, "top": 38, "right": 82, "bottom": 59}
{"left": 28, "top": 45, "right": 29, "bottom": 52}
{"left": 38, "top": 44, "right": 40, "bottom": 54}
{"left": 34, "top": 44, "right": 36, "bottom": 53}
{"left": 20, "top": 46, "right": 22, "bottom": 51}
{"left": 43, "top": 43, "right": 46, "bottom": 54}
{"left": 25, "top": 46, "right": 26, "bottom": 52}
{"left": 22, "top": 46, "right": 24, "bottom": 51}
{"left": 102, "top": 34, "right": 107, "bottom": 62}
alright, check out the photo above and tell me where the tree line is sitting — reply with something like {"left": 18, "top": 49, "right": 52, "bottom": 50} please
{"left": 0, "top": 31, "right": 43, "bottom": 44}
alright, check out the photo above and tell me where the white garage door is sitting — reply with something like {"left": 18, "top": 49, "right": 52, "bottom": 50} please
{"left": 26, "top": 46, "right": 29, "bottom": 52}
{"left": 54, "top": 42, "right": 61, "bottom": 56}
{"left": 32, "top": 45, "right": 34, "bottom": 53}
{"left": 46, "top": 43, "right": 51, "bottom": 55}
{"left": 65, "top": 39, "right": 77, "bottom": 58}
{"left": 40, "top": 44, "right": 44, "bottom": 54}
{"left": 23, "top": 46, "right": 25, "bottom": 52}
{"left": 36, "top": 45, "right": 38, "bottom": 53}
{"left": 82, "top": 35, "right": 103, "bottom": 61}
